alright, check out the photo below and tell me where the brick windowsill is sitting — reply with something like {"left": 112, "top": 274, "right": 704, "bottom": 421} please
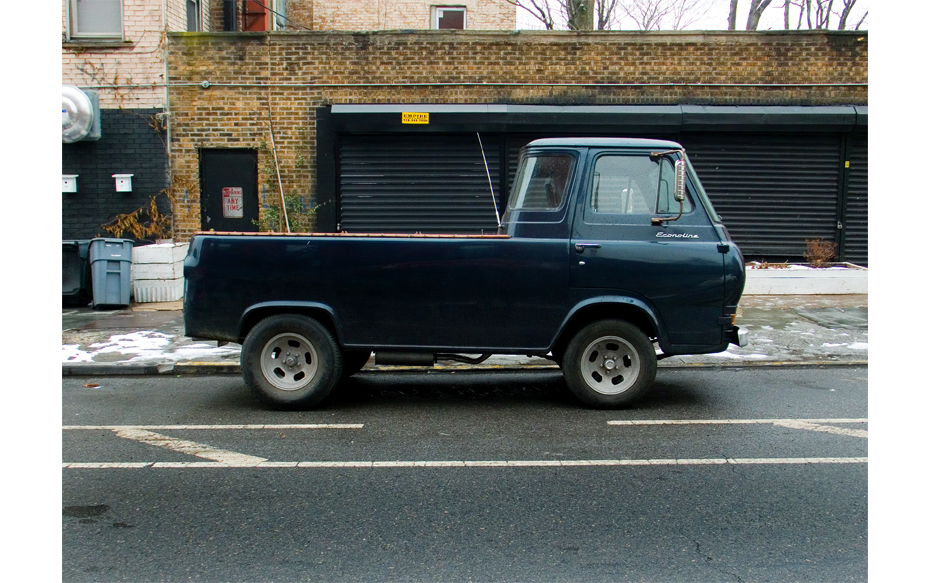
{"left": 63, "top": 40, "right": 135, "bottom": 51}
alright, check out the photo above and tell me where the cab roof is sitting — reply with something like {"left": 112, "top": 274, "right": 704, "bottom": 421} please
{"left": 525, "top": 137, "right": 683, "bottom": 150}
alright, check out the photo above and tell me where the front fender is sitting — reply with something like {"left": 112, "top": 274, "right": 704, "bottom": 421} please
{"left": 554, "top": 295, "right": 671, "bottom": 352}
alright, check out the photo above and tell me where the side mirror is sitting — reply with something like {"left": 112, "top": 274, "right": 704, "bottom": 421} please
{"left": 652, "top": 158, "right": 687, "bottom": 226}
{"left": 674, "top": 160, "right": 686, "bottom": 203}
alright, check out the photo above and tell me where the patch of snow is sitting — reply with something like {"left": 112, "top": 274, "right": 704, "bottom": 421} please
{"left": 62, "top": 345, "right": 94, "bottom": 363}
{"left": 849, "top": 342, "right": 868, "bottom": 350}
{"left": 754, "top": 338, "right": 773, "bottom": 343}
{"left": 708, "top": 350, "right": 768, "bottom": 359}
{"left": 89, "top": 331, "right": 172, "bottom": 354}
{"left": 126, "top": 345, "right": 240, "bottom": 363}
{"left": 822, "top": 343, "right": 846, "bottom": 347}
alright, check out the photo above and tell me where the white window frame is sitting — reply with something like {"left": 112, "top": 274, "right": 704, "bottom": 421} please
{"left": 68, "top": 0, "right": 124, "bottom": 41}
{"left": 271, "top": 0, "right": 287, "bottom": 31}
{"left": 187, "top": 0, "right": 202, "bottom": 32}
{"left": 431, "top": 6, "right": 467, "bottom": 30}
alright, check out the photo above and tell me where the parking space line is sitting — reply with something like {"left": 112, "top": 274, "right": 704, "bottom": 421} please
{"left": 62, "top": 424, "right": 364, "bottom": 430}
{"left": 607, "top": 418, "right": 868, "bottom": 439}
{"left": 111, "top": 427, "right": 268, "bottom": 465}
{"left": 607, "top": 418, "right": 867, "bottom": 425}
{"left": 62, "top": 457, "right": 868, "bottom": 469}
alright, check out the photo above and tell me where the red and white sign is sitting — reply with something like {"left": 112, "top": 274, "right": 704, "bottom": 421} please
{"left": 222, "top": 187, "right": 244, "bottom": 218}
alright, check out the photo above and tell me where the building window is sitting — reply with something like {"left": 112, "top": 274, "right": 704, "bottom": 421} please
{"left": 68, "top": 0, "right": 123, "bottom": 40}
{"left": 187, "top": 0, "right": 202, "bottom": 32}
{"left": 431, "top": 6, "right": 466, "bottom": 30}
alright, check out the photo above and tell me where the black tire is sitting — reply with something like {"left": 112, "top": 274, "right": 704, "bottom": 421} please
{"left": 241, "top": 314, "right": 343, "bottom": 409}
{"left": 561, "top": 319, "right": 657, "bottom": 408}
{"left": 341, "top": 350, "right": 372, "bottom": 379}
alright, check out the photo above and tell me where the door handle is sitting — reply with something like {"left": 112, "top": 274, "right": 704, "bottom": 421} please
{"left": 574, "top": 243, "right": 601, "bottom": 253}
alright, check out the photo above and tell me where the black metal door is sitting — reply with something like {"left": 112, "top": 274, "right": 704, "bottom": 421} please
{"left": 338, "top": 134, "right": 503, "bottom": 234}
{"left": 200, "top": 148, "right": 259, "bottom": 233}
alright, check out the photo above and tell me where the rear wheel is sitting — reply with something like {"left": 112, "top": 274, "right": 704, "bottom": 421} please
{"left": 241, "top": 314, "right": 342, "bottom": 409}
{"left": 562, "top": 319, "right": 656, "bottom": 408}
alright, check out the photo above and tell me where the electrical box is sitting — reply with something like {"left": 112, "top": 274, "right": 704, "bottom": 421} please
{"left": 112, "top": 174, "right": 134, "bottom": 192}
{"left": 62, "top": 174, "right": 78, "bottom": 193}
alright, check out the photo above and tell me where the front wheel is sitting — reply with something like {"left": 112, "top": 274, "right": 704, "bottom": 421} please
{"left": 561, "top": 320, "right": 657, "bottom": 408}
{"left": 241, "top": 314, "right": 343, "bottom": 409}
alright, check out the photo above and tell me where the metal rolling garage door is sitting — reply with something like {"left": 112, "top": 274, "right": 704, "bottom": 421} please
{"left": 338, "top": 134, "right": 503, "bottom": 234}
{"left": 843, "top": 133, "right": 868, "bottom": 265}
{"left": 682, "top": 133, "right": 843, "bottom": 259}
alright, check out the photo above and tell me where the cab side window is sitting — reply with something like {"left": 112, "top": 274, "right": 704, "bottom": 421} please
{"left": 509, "top": 154, "right": 575, "bottom": 211}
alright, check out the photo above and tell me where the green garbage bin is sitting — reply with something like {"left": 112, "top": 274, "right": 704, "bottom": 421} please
{"left": 89, "top": 238, "right": 134, "bottom": 308}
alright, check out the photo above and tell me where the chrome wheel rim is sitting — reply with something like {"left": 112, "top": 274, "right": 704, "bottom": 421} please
{"left": 260, "top": 332, "right": 319, "bottom": 391}
{"left": 579, "top": 335, "right": 641, "bottom": 395}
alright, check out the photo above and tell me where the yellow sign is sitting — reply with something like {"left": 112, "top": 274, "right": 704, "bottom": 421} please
{"left": 402, "top": 112, "right": 429, "bottom": 124}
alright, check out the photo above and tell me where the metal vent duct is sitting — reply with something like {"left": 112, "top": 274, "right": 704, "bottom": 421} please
{"left": 62, "top": 85, "right": 101, "bottom": 143}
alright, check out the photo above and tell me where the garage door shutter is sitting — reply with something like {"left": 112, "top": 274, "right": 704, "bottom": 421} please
{"left": 843, "top": 133, "right": 868, "bottom": 265}
{"left": 682, "top": 133, "right": 843, "bottom": 259}
{"left": 338, "top": 134, "right": 503, "bottom": 234}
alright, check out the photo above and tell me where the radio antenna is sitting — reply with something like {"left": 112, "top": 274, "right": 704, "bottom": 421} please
{"left": 476, "top": 132, "right": 501, "bottom": 228}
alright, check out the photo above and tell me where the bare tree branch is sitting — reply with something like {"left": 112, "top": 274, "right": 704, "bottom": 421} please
{"left": 506, "top": 0, "right": 558, "bottom": 29}
{"left": 746, "top": 0, "right": 774, "bottom": 30}
{"left": 728, "top": 0, "right": 739, "bottom": 30}
{"left": 618, "top": 0, "right": 712, "bottom": 31}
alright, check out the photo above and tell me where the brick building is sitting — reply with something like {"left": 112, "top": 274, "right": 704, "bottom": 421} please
{"left": 212, "top": 0, "right": 516, "bottom": 31}
{"left": 61, "top": 0, "right": 516, "bottom": 241}
{"left": 62, "top": 0, "right": 204, "bottom": 240}
{"left": 165, "top": 30, "right": 868, "bottom": 263}
{"left": 61, "top": 3, "right": 868, "bottom": 264}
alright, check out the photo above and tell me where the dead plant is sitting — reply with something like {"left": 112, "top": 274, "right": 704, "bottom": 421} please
{"left": 804, "top": 239, "right": 837, "bottom": 268}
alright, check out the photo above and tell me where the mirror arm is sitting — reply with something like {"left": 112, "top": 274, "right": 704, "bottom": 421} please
{"left": 651, "top": 201, "right": 684, "bottom": 226}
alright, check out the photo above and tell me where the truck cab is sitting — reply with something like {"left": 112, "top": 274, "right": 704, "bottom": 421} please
{"left": 503, "top": 138, "right": 745, "bottom": 357}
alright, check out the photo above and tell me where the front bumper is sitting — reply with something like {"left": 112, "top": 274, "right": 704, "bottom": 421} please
{"left": 728, "top": 326, "right": 749, "bottom": 348}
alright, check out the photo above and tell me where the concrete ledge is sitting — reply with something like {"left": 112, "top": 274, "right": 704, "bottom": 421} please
{"left": 744, "top": 263, "right": 867, "bottom": 295}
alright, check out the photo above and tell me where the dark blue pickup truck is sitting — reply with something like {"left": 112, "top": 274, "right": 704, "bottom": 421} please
{"left": 184, "top": 138, "right": 747, "bottom": 409}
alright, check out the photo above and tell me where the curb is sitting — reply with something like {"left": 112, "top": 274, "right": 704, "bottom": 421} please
{"left": 62, "top": 360, "right": 868, "bottom": 376}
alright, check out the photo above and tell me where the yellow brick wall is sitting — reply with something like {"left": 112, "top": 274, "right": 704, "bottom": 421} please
{"left": 165, "top": 30, "right": 868, "bottom": 241}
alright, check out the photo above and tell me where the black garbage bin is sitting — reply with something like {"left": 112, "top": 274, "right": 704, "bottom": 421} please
{"left": 63, "top": 240, "right": 91, "bottom": 305}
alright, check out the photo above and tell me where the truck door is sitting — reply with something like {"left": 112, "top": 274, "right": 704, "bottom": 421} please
{"left": 569, "top": 150, "right": 725, "bottom": 349}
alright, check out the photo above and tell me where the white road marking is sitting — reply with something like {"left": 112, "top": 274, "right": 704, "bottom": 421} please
{"left": 62, "top": 457, "right": 868, "bottom": 469}
{"left": 607, "top": 418, "right": 867, "bottom": 425}
{"left": 62, "top": 419, "right": 867, "bottom": 468}
{"left": 111, "top": 428, "right": 268, "bottom": 466}
{"left": 607, "top": 418, "right": 868, "bottom": 439}
{"left": 62, "top": 424, "right": 363, "bottom": 430}
{"left": 772, "top": 419, "right": 868, "bottom": 438}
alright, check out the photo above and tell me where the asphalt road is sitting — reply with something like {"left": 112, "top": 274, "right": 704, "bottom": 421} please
{"left": 63, "top": 367, "right": 868, "bottom": 582}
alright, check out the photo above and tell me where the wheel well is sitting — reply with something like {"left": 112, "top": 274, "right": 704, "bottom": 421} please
{"left": 238, "top": 307, "right": 340, "bottom": 345}
{"left": 553, "top": 304, "right": 658, "bottom": 359}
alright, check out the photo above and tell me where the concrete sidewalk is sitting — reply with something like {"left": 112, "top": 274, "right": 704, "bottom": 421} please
{"left": 62, "top": 295, "right": 868, "bottom": 376}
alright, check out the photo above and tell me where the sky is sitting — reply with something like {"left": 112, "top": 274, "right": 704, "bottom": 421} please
{"left": 515, "top": 0, "right": 869, "bottom": 31}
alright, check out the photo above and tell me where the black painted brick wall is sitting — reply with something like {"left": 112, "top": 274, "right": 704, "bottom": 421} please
{"left": 62, "top": 108, "right": 170, "bottom": 241}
